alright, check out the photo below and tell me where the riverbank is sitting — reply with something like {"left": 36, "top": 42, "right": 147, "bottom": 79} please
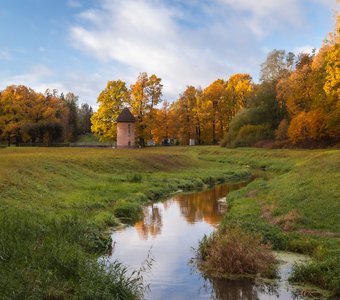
{"left": 201, "top": 147, "right": 340, "bottom": 297}
{"left": 0, "top": 147, "right": 339, "bottom": 298}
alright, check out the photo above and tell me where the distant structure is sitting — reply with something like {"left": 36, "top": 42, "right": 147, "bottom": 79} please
{"left": 116, "top": 108, "right": 135, "bottom": 148}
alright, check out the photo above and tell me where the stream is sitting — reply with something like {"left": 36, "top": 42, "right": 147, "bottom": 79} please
{"left": 108, "top": 182, "right": 310, "bottom": 300}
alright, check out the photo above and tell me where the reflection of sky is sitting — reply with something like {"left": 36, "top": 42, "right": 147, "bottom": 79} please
{"left": 108, "top": 184, "right": 306, "bottom": 300}
{"left": 110, "top": 201, "right": 215, "bottom": 299}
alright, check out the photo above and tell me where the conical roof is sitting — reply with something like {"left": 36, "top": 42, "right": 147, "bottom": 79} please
{"left": 116, "top": 107, "right": 136, "bottom": 123}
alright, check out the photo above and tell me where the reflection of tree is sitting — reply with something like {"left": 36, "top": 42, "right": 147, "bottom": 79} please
{"left": 134, "top": 182, "right": 247, "bottom": 239}
{"left": 135, "top": 204, "right": 163, "bottom": 240}
{"left": 174, "top": 182, "right": 245, "bottom": 225}
{"left": 209, "top": 278, "right": 258, "bottom": 300}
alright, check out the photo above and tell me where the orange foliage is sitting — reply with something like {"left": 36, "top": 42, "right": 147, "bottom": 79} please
{"left": 288, "top": 110, "right": 327, "bottom": 145}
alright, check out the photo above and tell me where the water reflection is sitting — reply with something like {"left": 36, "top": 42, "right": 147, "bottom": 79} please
{"left": 109, "top": 182, "right": 306, "bottom": 300}
{"left": 205, "top": 275, "right": 305, "bottom": 300}
{"left": 135, "top": 205, "right": 163, "bottom": 240}
{"left": 174, "top": 182, "right": 245, "bottom": 225}
{"left": 135, "top": 182, "right": 246, "bottom": 240}
{"left": 205, "top": 278, "right": 282, "bottom": 300}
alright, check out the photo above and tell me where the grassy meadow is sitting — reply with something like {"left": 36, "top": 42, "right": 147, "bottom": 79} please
{"left": 0, "top": 146, "right": 339, "bottom": 298}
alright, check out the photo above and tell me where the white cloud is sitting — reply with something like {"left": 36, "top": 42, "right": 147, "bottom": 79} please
{"left": 218, "top": 0, "right": 303, "bottom": 37}
{"left": 0, "top": 65, "right": 66, "bottom": 94}
{"left": 69, "top": 0, "right": 264, "bottom": 100}
{"left": 0, "top": 63, "right": 106, "bottom": 107}
{"left": 2, "top": 65, "right": 52, "bottom": 86}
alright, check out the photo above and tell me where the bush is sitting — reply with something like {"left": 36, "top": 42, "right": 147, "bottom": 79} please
{"left": 225, "top": 124, "right": 274, "bottom": 147}
{"left": 197, "top": 226, "right": 277, "bottom": 278}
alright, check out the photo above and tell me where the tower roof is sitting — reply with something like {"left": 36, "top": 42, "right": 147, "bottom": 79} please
{"left": 116, "top": 107, "right": 136, "bottom": 123}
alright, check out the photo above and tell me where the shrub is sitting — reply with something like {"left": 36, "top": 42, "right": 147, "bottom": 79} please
{"left": 224, "top": 124, "right": 273, "bottom": 147}
{"left": 197, "top": 226, "right": 277, "bottom": 278}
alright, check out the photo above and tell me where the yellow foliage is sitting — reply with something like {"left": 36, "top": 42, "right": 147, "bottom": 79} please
{"left": 324, "top": 44, "right": 340, "bottom": 99}
{"left": 91, "top": 80, "right": 129, "bottom": 142}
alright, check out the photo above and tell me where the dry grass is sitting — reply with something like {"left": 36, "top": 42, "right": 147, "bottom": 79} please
{"left": 198, "top": 226, "right": 277, "bottom": 277}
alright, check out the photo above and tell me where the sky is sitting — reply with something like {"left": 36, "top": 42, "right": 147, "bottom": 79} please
{"left": 0, "top": 0, "right": 338, "bottom": 107}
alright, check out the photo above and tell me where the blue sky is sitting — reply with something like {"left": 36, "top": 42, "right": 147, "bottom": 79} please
{"left": 0, "top": 0, "right": 338, "bottom": 107}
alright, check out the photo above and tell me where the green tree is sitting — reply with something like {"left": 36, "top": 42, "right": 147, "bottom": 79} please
{"left": 78, "top": 103, "right": 93, "bottom": 134}
{"left": 64, "top": 92, "right": 79, "bottom": 142}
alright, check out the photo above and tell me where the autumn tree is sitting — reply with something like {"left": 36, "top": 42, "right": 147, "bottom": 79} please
{"left": 288, "top": 110, "right": 327, "bottom": 145}
{"left": 203, "top": 79, "right": 225, "bottom": 144}
{"left": 38, "top": 89, "right": 68, "bottom": 144}
{"left": 129, "top": 73, "right": 163, "bottom": 146}
{"left": 0, "top": 85, "right": 26, "bottom": 145}
{"left": 152, "top": 100, "right": 170, "bottom": 144}
{"left": 191, "top": 88, "right": 209, "bottom": 144}
{"left": 91, "top": 80, "right": 129, "bottom": 142}
{"left": 172, "top": 86, "right": 198, "bottom": 145}
{"left": 225, "top": 74, "right": 253, "bottom": 118}
{"left": 279, "top": 53, "right": 316, "bottom": 118}
{"left": 0, "top": 85, "right": 68, "bottom": 145}
{"left": 275, "top": 14, "right": 340, "bottom": 147}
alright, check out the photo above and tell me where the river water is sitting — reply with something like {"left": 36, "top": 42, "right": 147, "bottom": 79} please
{"left": 108, "top": 182, "right": 308, "bottom": 300}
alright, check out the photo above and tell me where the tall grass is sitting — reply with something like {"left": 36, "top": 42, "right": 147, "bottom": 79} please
{"left": 0, "top": 208, "right": 146, "bottom": 299}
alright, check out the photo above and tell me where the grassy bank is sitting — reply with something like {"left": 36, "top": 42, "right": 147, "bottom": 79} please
{"left": 0, "top": 146, "right": 250, "bottom": 299}
{"left": 199, "top": 147, "right": 340, "bottom": 297}
{"left": 0, "top": 146, "right": 339, "bottom": 298}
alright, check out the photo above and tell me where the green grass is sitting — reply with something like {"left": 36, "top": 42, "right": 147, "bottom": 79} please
{"left": 213, "top": 148, "right": 340, "bottom": 296}
{"left": 0, "top": 146, "right": 339, "bottom": 297}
